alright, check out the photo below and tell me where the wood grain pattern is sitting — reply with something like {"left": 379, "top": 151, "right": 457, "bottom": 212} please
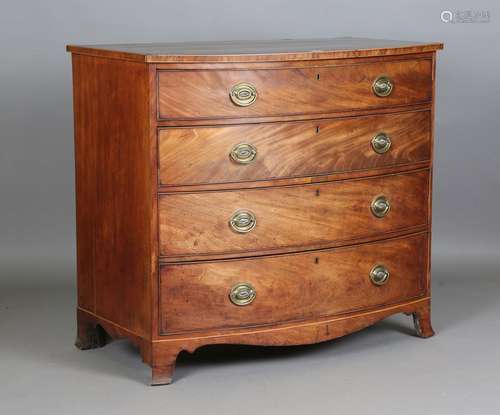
{"left": 72, "top": 54, "right": 153, "bottom": 338}
{"left": 159, "top": 170, "right": 429, "bottom": 258}
{"left": 159, "top": 110, "right": 431, "bottom": 186}
{"left": 159, "top": 227, "right": 428, "bottom": 263}
{"left": 159, "top": 161, "right": 431, "bottom": 194}
{"left": 155, "top": 102, "right": 432, "bottom": 128}
{"left": 157, "top": 59, "right": 432, "bottom": 120}
{"left": 160, "top": 233, "right": 428, "bottom": 333}
{"left": 67, "top": 37, "right": 443, "bottom": 63}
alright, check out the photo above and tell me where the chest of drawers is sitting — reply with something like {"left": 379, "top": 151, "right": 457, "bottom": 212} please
{"left": 67, "top": 38, "right": 443, "bottom": 385}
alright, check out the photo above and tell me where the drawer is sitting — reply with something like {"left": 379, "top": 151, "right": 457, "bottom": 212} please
{"left": 159, "top": 170, "right": 429, "bottom": 257}
{"left": 157, "top": 59, "right": 432, "bottom": 120}
{"left": 159, "top": 111, "right": 431, "bottom": 186}
{"left": 160, "top": 233, "right": 428, "bottom": 333}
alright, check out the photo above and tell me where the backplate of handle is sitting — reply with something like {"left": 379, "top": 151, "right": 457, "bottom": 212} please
{"left": 229, "top": 282, "right": 256, "bottom": 306}
{"left": 370, "top": 265, "right": 390, "bottom": 286}
{"left": 230, "top": 143, "right": 257, "bottom": 164}
{"left": 230, "top": 82, "right": 258, "bottom": 106}
{"left": 371, "top": 195, "right": 391, "bottom": 218}
{"left": 371, "top": 132, "right": 392, "bottom": 154}
{"left": 229, "top": 209, "right": 257, "bottom": 233}
{"left": 372, "top": 75, "right": 394, "bottom": 97}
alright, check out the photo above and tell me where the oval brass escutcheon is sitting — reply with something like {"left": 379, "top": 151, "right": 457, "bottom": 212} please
{"left": 229, "top": 82, "right": 258, "bottom": 106}
{"left": 229, "top": 282, "right": 256, "bottom": 306}
{"left": 370, "top": 265, "right": 390, "bottom": 286}
{"left": 371, "top": 132, "right": 392, "bottom": 154}
{"left": 372, "top": 75, "right": 394, "bottom": 97}
{"left": 371, "top": 195, "right": 391, "bottom": 218}
{"left": 229, "top": 209, "right": 257, "bottom": 233}
{"left": 230, "top": 143, "right": 257, "bottom": 164}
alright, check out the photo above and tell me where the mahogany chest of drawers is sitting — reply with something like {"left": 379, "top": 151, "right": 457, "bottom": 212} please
{"left": 67, "top": 38, "right": 443, "bottom": 384}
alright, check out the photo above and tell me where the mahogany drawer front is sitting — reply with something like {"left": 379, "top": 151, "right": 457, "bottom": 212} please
{"left": 160, "top": 233, "right": 428, "bottom": 333}
{"left": 157, "top": 59, "right": 432, "bottom": 120}
{"left": 159, "top": 111, "right": 431, "bottom": 187}
{"left": 159, "top": 170, "right": 429, "bottom": 258}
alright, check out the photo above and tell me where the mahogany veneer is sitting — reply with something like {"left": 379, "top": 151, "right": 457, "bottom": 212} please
{"left": 157, "top": 59, "right": 432, "bottom": 120}
{"left": 159, "top": 170, "right": 430, "bottom": 258}
{"left": 67, "top": 38, "right": 442, "bottom": 385}
{"left": 158, "top": 110, "right": 431, "bottom": 186}
{"left": 160, "top": 233, "right": 428, "bottom": 333}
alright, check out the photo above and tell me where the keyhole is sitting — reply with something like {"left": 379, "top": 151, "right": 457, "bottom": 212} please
{"left": 316, "top": 126, "right": 320, "bottom": 134}
{"left": 316, "top": 73, "right": 320, "bottom": 80}
{"left": 315, "top": 257, "right": 319, "bottom": 264}
{"left": 316, "top": 189, "right": 320, "bottom": 197}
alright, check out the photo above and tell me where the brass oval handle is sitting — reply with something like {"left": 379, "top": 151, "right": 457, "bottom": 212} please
{"left": 230, "top": 82, "right": 258, "bottom": 106}
{"left": 372, "top": 75, "right": 393, "bottom": 97}
{"left": 229, "top": 209, "right": 257, "bottom": 233}
{"left": 371, "top": 195, "right": 390, "bottom": 218}
{"left": 370, "top": 265, "right": 390, "bottom": 286}
{"left": 230, "top": 143, "right": 257, "bottom": 164}
{"left": 229, "top": 282, "right": 256, "bottom": 306}
{"left": 371, "top": 132, "right": 392, "bottom": 154}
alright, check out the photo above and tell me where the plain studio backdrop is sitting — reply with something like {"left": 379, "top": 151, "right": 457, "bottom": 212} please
{"left": 1, "top": 1, "right": 499, "bottom": 414}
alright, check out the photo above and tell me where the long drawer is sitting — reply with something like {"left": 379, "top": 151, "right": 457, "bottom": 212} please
{"left": 159, "top": 111, "right": 431, "bottom": 186}
{"left": 159, "top": 170, "right": 429, "bottom": 258}
{"left": 157, "top": 59, "right": 432, "bottom": 120}
{"left": 160, "top": 233, "right": 428, "bottom": 333}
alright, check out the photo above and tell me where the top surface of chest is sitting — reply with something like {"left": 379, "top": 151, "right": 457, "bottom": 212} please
{"left": 67, "top": 37, "right": 443, "bottom": 62}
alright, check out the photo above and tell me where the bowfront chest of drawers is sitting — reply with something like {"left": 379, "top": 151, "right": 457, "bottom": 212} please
{"left": 67, "top": 38, "right": 443, "bottom": 384}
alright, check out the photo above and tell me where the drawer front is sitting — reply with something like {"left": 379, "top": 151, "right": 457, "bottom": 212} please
{"left": 160, "top": 233, "right": 428, "bottom": 333}
{"left": 157, "top": 59, "right": 432, "bottom": 120}
{"left": 159, "top": 170, "right": 429, "bottom": 257}
{"left": 159, "top": 111, "right": 431, "bottom": 186}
